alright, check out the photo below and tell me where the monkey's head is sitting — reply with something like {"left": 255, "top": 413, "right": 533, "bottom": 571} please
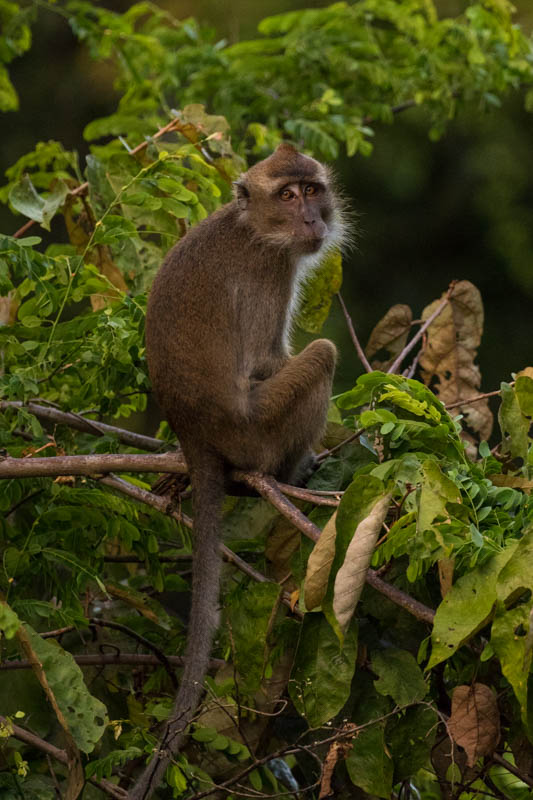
{"left": 233, "top": 143, "right": 343, "bottom": 259}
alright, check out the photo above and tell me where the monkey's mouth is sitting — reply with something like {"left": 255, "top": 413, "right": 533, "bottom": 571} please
{"left": 304, "top": 236, "right": 325, "bottom": 253}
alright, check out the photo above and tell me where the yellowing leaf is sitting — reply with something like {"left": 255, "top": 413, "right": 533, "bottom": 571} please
{"left": 296, "top": 249, "right": 343, "bottom": 333}
{"left": 332, "top": 493, "right": 391, "bottom": 633}
{"left": 304, "top": 510, "right": 337, "bottom": 610}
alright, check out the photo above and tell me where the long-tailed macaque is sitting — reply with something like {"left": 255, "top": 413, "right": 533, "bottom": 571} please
{"left": 135, "top": 144, "right": 347, "bottom": 797}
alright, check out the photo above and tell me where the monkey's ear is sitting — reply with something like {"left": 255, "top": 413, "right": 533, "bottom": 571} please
{"left": 233, "top": 180, "right": 250, "bottom": 210}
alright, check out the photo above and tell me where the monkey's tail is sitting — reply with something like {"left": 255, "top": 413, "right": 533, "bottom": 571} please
{"left": 130, "top": 451, "right": 225, "bottom": 800}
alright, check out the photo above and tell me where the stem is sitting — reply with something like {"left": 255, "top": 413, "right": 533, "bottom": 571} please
{"left": 336, "top": 292, "right": 373, "bottom": 373}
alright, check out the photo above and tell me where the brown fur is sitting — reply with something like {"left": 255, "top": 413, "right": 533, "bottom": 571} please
{"left": 132, "top": 145, "right": 345, "bottom": 798}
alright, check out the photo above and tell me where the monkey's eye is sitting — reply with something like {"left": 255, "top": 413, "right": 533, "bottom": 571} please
{"left": 304, "top": 184, "right": 317, "bottom": 196}
{"left": 279, "top": 188, "right": 295, "bottom": 201}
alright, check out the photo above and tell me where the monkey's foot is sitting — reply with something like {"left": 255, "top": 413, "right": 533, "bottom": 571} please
{"left": 151, "top": 472, "right": 190, "bottom": 507}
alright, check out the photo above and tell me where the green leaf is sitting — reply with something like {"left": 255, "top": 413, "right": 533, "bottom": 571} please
{"left": 227, "top": 581, "right": 281, "bottom": 695}
{"left": 86, "top": 747, "right": 142, "bottom": 780}
{"left": 9, "top": 176, "right": 69, "bottom": 229}
{"left": 372, "top": 648, "right": 427, "bottom": 705}
{"left": 491, "top": 602, "right": 533, "bottom": 736}
{"left": 387, "top": 705, "right": 438, "bottom": 781}
{"left": 289, "top": 613, "right": 357, "bottom": 727}
{"left": 0, "top": 601, "right": 20, "bottom": 639}
{"left": 496, "top": 526, "right": 533, "bottom": 603}
{"left": 296, "top": 249, "right": 343, "bottom": 333}
{"left": 346, "top": 724, "right": 393, "bottom": 798}
{"left": 0, "top": 64, "right": 18, "bottom": 111}
{"left": 499, "top": 382, "right": 529, "bottom": 463}
{"left": 428, "top": 543, "right": 517, "bottom": 668}
{"left": 417, "top": 459, "right": 460, "bottom": 534}
{"left": 23, "top": 625, "right": 108, "bottom": 753}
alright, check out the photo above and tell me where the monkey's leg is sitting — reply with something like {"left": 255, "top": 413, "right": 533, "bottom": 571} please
{"left": 224, "top": 339, "right": 337, "bottom": 481}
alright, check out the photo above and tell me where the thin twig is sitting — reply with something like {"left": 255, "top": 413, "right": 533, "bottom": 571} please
{"left": 0, "top": 653, "right": 225, "bottom": 671}
{"left": 0, "top": 716, "right": 127, "bottom": 799}
{"left": 88, "top": 617, "right": 179, "bottom": 689}
{"left": 274, "top": 482, "right": 339, "bottom": 507}
{"left": 102, "top": 554, "right": 192, "bottom": 563}
{"left": 387, "top": 281, "right": 457, "bottom": 375}
{"left": 316, "top": 428, "right": 365, "bottom": 462}
{"left": 445, "top": 385, "right": 509, "bottom": 411}
{"left": 0, "top": 400, "right": 173, "bottom": 452}
{"left": 336, "top": 292, "right": 373, "bottom": 373}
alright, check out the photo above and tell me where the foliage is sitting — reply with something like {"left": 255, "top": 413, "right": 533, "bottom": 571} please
{"left": 1, "top": 1, "right": 533, "bottom": 798}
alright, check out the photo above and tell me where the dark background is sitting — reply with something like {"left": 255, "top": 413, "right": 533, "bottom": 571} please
{"left": 2, "top": 0, "right": 533, "bottom": 398}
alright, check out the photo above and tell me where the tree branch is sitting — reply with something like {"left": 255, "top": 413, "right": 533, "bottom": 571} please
{"left": 0, "top": 400, "right": 173, "bottom": 452}
{"left": 0, "top": 451, "right": 186, "bottom": 478}
{"left": 0, "top": 653, "right": 225, "bottom": 671}
{"left": 88, "top": 618, "right": 179, "bottom": 689}
{"left": 0, "top": 715, "right": 127, "bottom": 799}
{"left": 1, "top": 454, "right": 434, "bottom": 624}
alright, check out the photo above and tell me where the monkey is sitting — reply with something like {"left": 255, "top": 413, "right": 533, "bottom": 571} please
{"left": 133, "top": 143, "right": 347, "bottom": 798}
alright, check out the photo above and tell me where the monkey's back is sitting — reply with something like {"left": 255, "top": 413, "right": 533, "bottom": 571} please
{"left": 145, "top": 203, "right": 291, "bottom": 437}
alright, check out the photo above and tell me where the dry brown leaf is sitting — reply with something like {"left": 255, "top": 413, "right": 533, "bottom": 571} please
{"left": 304, "top": 510, "right": 338, "bottom": 610}
{"left": 419, "top": 280, "right": 493, "bottom": 440}
{"left": 365, "top": 303, "right": 413, "bottom": 370}
{"left": 319, "top": 728, "right": 354, "bottom": 798}
{"left": 448, "top": 683, "right": 500, "bottom": 767}
{"left": 332, "top": 493, "right": 391, "bottom": 632}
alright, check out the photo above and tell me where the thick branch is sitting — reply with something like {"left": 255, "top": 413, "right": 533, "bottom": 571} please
{"left": 0, "top": 400, "right": 172, "bottom": 452}
{"left": 0, "top": 451, "right": 186, "bottom": 478}
{"left": 0, "top": 653, "right": 225, "bottom": 671}
{"left": 0, "top": 715, "right": 127, "bottom": 799}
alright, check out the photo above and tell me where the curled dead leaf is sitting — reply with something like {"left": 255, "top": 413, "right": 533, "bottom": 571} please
{"left": 333, "top": 493, "right": 391, "bottom": 633}
{"left": 420, "top": 281, "right": 493, "bottom": 441}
